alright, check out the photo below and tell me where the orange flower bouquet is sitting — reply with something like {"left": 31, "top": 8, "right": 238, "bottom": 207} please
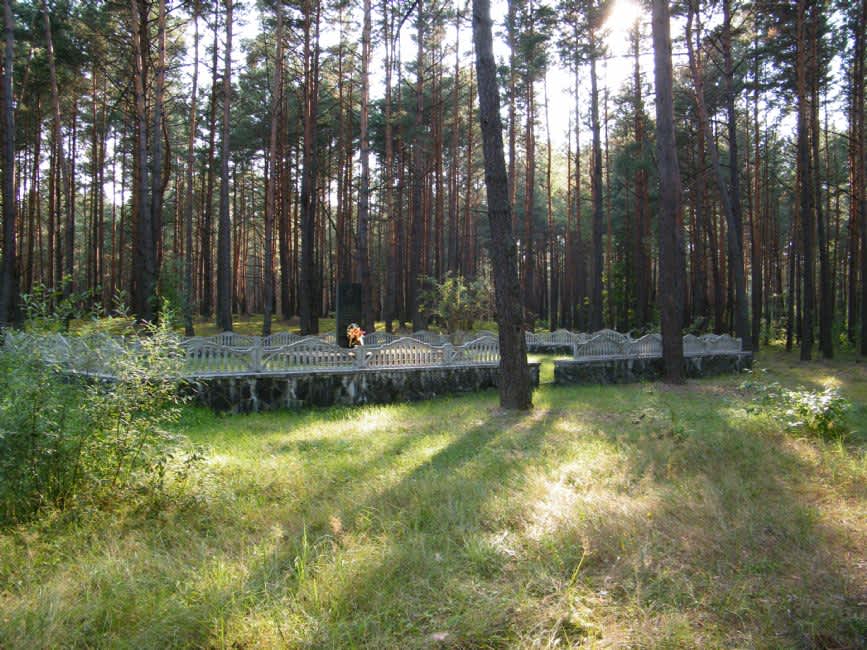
{"left": 346, "top": 323, "right": 365, "bottom": 347}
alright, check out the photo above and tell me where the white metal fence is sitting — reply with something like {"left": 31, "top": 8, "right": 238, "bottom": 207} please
{"left": 2, "top": 330, "right": 502, "bottom": 377}
{"left": 2, "top": 328, "right": 743, "bottom": 378}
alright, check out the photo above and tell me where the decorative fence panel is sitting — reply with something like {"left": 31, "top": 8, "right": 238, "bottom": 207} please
{"left": 362, "top": 331, "right": 397, "bottom": 346}
{"left": 364, "top": 338, "right": 446, "bottom": 368}
{"left": 682, "top": 334, "right": 706, "bottom": 356}
{"left": 184, "top": 342, "right": 258, "bottom": 375}
{"left": 574, "top": 330, "right": 631, "bottom": 358}
{"left": 628, "top": 334, "right": 662, "bottom": 358}
{"left": 409, "top": 331, "right": 449, "bottom": 346}
{"left": 262, "top": 332, "right": 303, "bottom": 347}
{"left": 261, "top": 339, "right": 355, "bottom": 372}
{"left": 3, "top": 328, "right": 745, "bottom": 379}
{"left": 455, "top": 336, "right": 500, "bottom": 364}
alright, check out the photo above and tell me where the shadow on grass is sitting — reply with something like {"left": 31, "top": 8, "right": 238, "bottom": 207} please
{"left": 182, "top": 382, "right": 865, "bottom": 648}
{"left": 3, "top": 373, "right": 864, "bottom": 648}
{"left": 233, "top": 408, "right": 553, "bottom": 647}
{"left": 560, "top": 383, "right": 867, "bottom": 647}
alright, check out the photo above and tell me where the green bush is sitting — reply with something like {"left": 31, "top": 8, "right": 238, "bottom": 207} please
{"left": 418, "top": 272, "right": 493, "bottom": 332}
{"left": 0, "top": 321, "right": 189, "bottom": 524}
{"left": 783, "top": 387, "right": 851, "bottom": 439}
{"left": 742, "top": 379, "right": 851, "bottom": 440}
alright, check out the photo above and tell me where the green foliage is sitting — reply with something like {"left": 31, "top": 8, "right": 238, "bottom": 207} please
{"left": 784, "top": 387, "right": 851, "bottom": 439}
{"left": 0, "top": 319, "right": 191, "bottom": 525}
{"left": 21, "top": 283, "right": 134, "bottom": 335}
{"left": 418, "top": 272, "right": 493, "bottom": 333}
{"left": 1, "top": 352, "right": 864, "bottom": 647}
{"left": 742, "top": 379, "right": 851, "bottom": 439}
{"left": 20, "top": 280, "right": 93, "bottom": 332}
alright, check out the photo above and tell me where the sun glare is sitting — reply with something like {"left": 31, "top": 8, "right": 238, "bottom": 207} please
{"left": 603, "top": 0, "right": 643, "bottom": 37}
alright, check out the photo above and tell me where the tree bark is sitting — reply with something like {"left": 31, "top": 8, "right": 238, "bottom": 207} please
{"left": 806, "top": 10, "right": 832, "bottom": 358}
{"left": 129, "top": 0, "right": 155, "bottom": 322}
{"left": 358, "top": 0, "right": 373, "bottom": 332}
{"left": 859, "top": 0, "right": 867, "bottom": 356}
{"left": 796, "top": 0, "right": 814, "bottom": 360}
{"left": 263, "top": 3, "right": 283, "bottom": 337}
{"left": 299, "top": 0, "right": 320, "bottom": 334}
{"left": 216, "top": 0, "right": 233, "bottom": 332}
{"left": 632, "top": 23, "right": 651, "bottom": 327}
{"left": 41, "top": 0, "right": 72, "bottom": 297}
{"left": 652, "top": 0, "right": 685, "bottom": 382}
{"left": 149, "top": 0, "right": 167, "bottom": 322}
{"left": 1, "top": 0, "right": 18, "bottom": 327}
{"left": 589, "top": 29, "right": 604, "bottom": 332}
{"left": 750, "top": 24, "right": 762, "bottom": 349}
{"left": 201, "top": 6, "right": 220, "bottom": 317}
{"left": 382, "top": 0, "right": 397, "bottom": 331}
{"left": 472, "top": 0, "right": 532, "bottom": 410}
{"left": 721, "top": 0, "right": 750, "bottom": 349}
{"left": 410, "top": 0, "right": 426, "bottom": 331}
{"left": 183, "top": 0, "right": 200, "bottom": 335}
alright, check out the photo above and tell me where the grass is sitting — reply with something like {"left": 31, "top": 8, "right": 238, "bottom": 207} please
{"left": 1, "top": 348, "right": 865, "bottom": 648}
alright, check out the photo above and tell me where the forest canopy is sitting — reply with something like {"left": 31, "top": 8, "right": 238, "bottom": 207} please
{"left": 0, "top": 0, "right": 865, "bottom": 363}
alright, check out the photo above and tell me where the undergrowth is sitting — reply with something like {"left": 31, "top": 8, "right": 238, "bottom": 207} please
{"left": 0, "top": 348, "right": 864, "bottom": 648}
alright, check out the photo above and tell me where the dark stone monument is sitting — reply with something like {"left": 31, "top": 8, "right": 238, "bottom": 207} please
{"left": 336, "top": 282, "right": 363, "bottom": 348}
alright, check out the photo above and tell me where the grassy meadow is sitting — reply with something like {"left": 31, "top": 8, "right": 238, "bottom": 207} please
{"left": 0, "top": 349, "right": 865, "bottom": 648}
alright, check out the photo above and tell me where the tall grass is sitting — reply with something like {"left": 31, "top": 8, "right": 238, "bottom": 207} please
{"left": 0, "top": 349, "right": 865, "bottom": 648}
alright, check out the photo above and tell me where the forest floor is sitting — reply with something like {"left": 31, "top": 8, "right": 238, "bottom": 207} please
{"left": 1, "top": 349, "right": 865, "bottom": 648}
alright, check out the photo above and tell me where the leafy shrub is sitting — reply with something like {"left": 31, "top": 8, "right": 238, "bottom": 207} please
{"left": 0, "top": 320, "right": 190, "bottom": 524}
{"left": 20, "top": 283, "right": 135, "bottom": 334}
{"left": 741, "top": 379, "right": 851, "bottom": 440}
{"left": 783, "top": 387, "right": 850, "bottom": 438}
{"left": 418, "top": 272, "right": 493, "bottom": 332}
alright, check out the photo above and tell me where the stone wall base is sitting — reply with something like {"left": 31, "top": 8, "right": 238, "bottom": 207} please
{"left": 554, "top": 353, "right": 752, "bottom": 385}
{"left": 527, "top": 343, "right": 575, "bottom": 355}
{"left": 190, "top": 363, "right": 541, "bottom": 413}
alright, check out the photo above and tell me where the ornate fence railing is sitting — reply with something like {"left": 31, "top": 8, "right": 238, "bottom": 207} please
{"left": 2, "top": 328, "right": 743, "bottom": 379}
{"left": 2, "top": 331, "right": 503, "bottom": 378}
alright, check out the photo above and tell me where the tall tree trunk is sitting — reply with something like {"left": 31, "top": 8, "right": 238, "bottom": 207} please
{"left": 201, "top": 3, "right": 220, "bottom": 317}
{"left": 686, "top": 1, "right": 747, "bottom": 347}
{"left": 848, "top": 0, "right": 865, "bottom": 347}
{"left": 506, "top": 0, "right": 518, "bottom": 233}
{"left": 786, "top": 218, "right": 797, "bottom": 351}
{"left": 472, "top": 0, "right": 532, "bottom": 410}
{"left": 278, "top": 87, "right": 291, "bottom": 320}
{"left": 544, "top": 72, "right": 557, "bottom": 330}
{"left": 632, "top": 23, "right": 651, "bottom": 327}
{"left": 448, "top": 10, "right": 461, "bottom": 274}
{"left": 809, "top": 14, "right": 832, "bottom": 358}
{"left": 66, "top": 99, "right": 76, "bottom": 295}
{"left": 652, "top": 0, "right": 685, "bottom": 382}
{"left": 589, "top": 30, "right": 604, "bottom": 332}
{"left": 216, "top": 0, "right": 233, "bottom": 332}
{"left": 523, "top": 61, "right": 536, "bottom": 323}
{"left": 358, "top": 0, "right": 373, "bottom": 331}
{"left": 1, "top": 0, "right": 18, "bottom": 327}
{"left": 858, "top": 0, "right": 867, "bottom": 355}
{"left": 149, "top": 0, "right": 167, "bottom": 322}
{"left": 720, "top": 0, "right": 749, "bottom": 348}
{"left": 409, "top": 0, "right": 426, "bottom": 331}
{"left": 299, "top": 0, "right": 320, "bottom": 334}
{"left": 750, "top": 25, "right": 762, "bottom": 350}
{"left": 382, "top": 0, "right": 396, "bottom": 331}
{"left": 41, "top": 0, "right": 72, "bottom": 297}
{"left": 183, "top": 0, "right": 200, "bottom": 335}
{"left": 796, "top": 0, "right": 815, "bottom": 360}
{"left": 129, "top": 0, "right": 155, "bottom": 322}
{"left": 263, "top": 3, "right": 283, "bottom": 337}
